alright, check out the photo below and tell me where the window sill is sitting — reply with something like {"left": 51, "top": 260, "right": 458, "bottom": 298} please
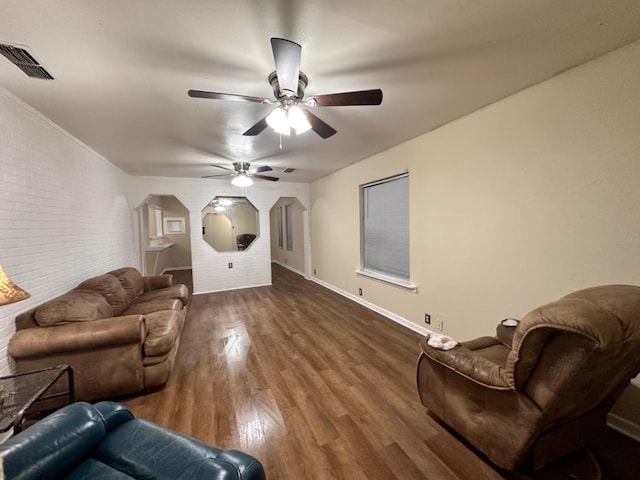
{"left": 355, "top": 270, "right": 417, "bottom": 292}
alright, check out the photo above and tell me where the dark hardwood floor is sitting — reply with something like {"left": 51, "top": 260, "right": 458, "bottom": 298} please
{"left": 122, "top": 264, "right": 639, "bottom": 479}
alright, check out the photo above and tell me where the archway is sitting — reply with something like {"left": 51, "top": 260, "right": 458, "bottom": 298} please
{"left": 269, "top": 197, "right": 306, "bottom": 276}
{"left": 136, "top": 195, "right": 192, "bottom": 277}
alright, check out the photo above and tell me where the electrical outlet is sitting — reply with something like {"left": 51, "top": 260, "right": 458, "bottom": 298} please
{"left": 358, "top": 288, "right": 363, "bottom": 296}
{"left": 424, "top": 313, "right": 431, "bottom": 324}
{"left": 435, "top": 317, "right": 443, "bottom": 331}
{"left": 228, "top": 262, "right": 233, "bottom": 269}
{"left": 313, "top": 268, "right": 317, "bottom": 275}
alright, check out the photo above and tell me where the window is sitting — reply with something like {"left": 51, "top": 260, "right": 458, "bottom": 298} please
{"left": 360, "top": 173, "right": 412, "bottom": 288}
{"left": 163, "top": 217, "right": 186, "bottom": 235}
{"left": 277, "top": 206, "right": 283, "bottom": 249}
{"left": 285, "top": 204, "right": 293, "bottom": 251}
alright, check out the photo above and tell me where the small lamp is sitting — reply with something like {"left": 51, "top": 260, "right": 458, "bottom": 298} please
{"left": 0, "top": 263, "right": 30, "bottom": 306}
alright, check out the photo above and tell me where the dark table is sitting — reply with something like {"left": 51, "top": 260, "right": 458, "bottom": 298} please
{"left": 0, "top": 364, "right": 74, "bottom": 434}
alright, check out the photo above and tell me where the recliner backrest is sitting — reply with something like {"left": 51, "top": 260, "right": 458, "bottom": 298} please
{"left": 506, "top": 285, "right": 640, "bottom": 416}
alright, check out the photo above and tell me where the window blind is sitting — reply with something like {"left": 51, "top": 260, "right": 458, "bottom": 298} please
{"left": 361, "top": 174, "right": 409, "bottom": 281}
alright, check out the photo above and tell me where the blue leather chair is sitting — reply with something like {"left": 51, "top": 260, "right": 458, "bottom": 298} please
{"left": 0, "top": 401, "right": 265, "bottom": 479}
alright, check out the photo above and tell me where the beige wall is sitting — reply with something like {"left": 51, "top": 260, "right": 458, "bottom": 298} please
{"left": 270, "top": 198, "right": 305, "bottom": 273}
{"left": 311, "top": 39, "right": 640, "bottom": 341}
{"left": 310, "top": 39, "right": 640, "bottom": 430}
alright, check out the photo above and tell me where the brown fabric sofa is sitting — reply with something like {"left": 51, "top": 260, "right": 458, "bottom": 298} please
{"left": 8, "top": 267, "right": 189, "bottom": 401}
{"left": 416, "top": 284, "right": 640, "bottom": 471}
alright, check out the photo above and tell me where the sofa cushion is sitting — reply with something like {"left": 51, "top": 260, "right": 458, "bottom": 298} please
{"left": 67, "top": 458, "right": 132, "bottom": 479}
{"left": 143, "top": 349, "right": 172, "bottom": 366}
{"left": 143, "top": 310, "right": 181, "bottom": 357}
{"left": 77, "top": 275, "right": 129, "bottom": 316}
{"left": 122, "top": 298, "right": 183, "bottom": 316}
{"left": 35, "top": 290, "right": 114, "bottom": 327}
{"left": 109, "top": 267, "right": 144, "bottom": 304}
{"left": 131, "top": 284, "right": 189, "bottom": 307}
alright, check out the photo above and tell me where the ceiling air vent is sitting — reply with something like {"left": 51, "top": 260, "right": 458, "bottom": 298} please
{"left": 0, "top": 44, "right": 54, "bottom": 80}
{"left": 282, "top": 168, "right": 296, "bottom": 173}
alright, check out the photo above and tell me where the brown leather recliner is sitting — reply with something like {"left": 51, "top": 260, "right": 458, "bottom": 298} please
{"left": 416, "top": 284, "right": 640, "bottom": 471}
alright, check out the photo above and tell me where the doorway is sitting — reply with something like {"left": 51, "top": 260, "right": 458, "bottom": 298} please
{"left": 136, "top": 195, "right": 192, "bottom": 276}
{"left": 269, "top": 197, "right": 306, "bottom": 276}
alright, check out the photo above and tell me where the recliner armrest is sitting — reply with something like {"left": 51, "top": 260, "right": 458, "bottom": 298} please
{"left": 420, "top": 338, "right": 513, "bottom": 390}
{"left": 0, "top": 402, "right": 133, "bottom": 480}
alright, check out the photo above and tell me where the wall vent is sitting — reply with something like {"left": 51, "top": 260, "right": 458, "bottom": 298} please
{"left": 0, "top": 43, "right": 54, "bottom": 80}
{"left": 282, "top": 168, "right": 296, "bottom": 173}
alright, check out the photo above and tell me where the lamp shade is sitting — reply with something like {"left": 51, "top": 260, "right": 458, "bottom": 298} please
{"left": 266, "top": 107, "right": 290, "bottom": 136}
{"left": 231, "top": 173, "right": 253, "bottom": 187}
{"left": 288, "top": 106, "right": 311, "bottom": 134}
{"left": 0, "top": 263, "right": 30, "bottom": 306}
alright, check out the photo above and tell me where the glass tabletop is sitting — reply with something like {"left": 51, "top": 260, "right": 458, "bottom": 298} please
{"left": 0, "top": 365, "right": 70, "bottom": 433}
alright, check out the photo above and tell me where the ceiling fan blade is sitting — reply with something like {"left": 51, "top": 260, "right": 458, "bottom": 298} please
{"left": 188, "top": 90, "right": 270, "bottom": 104}
{"left": 271, "top": 38, "right": 301, "bottom": 96}
{"left": 252, "top": 174, "right": 279, "bottom": 182}
{"left": 243, "top": 116, "right": 269, "bottom": 136}
{"left": 308, "top": 89, "right": 383, "bottom": 107}
{"left": 251, "top": 165, "right": 273, "bottom": 173}
{"left": 210, "top": 164, "right": 234, "bottom": 171}
{"left": 202, "top": 174, "right": 230, "bottom": 179}
{"left": 303, "top": 110, "right": 337, "bottom": 139}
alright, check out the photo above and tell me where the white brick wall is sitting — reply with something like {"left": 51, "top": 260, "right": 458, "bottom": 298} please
{"left": 0, "top": 87, "right": 135, "bottom": 374}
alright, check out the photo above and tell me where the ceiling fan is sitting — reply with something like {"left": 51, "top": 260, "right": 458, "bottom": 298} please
{"left": 188, "top": 37, "right": 383, "bottom": 139}
{"left": 202, "top": 161, "right": 278, "bottom": 187}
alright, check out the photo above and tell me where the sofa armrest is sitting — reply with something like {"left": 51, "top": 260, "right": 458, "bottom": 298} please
{"left": 0, "top": 402, "right": 132, "bottom": 480}
{"left": 95, "top": 419, "right": 266, "bottom": 480}
{"left": 420, "top": 338, "right": 513, "bottom": 390}
{"left": 8, "top": 315, "right": 146, "bottom": 359}
{"left": 144, "top": 274, "right": 173, "bottom": 291}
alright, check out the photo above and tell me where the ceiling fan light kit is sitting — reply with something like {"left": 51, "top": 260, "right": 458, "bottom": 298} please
{"left": 202, "top": 162, "right": 279, "bottom": 186}
{"left": 266, "top": 104, "right": 311, "bottom": 136}
{"left": 231, "top": 172, "right": 254, "bottom": 187}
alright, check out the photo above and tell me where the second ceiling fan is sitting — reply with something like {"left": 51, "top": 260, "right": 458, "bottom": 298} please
{"left": 188, "top": 38, "right": 383, "bottom": 139}
{"left": 202, "top": 161, "right": 278, "bottom": 187}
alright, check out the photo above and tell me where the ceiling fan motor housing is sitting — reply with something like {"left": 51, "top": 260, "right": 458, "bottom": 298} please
{"left": 269, "top": 71, "right": 308, "bottom": 100}
{"left": 233, "top": 161, "right": 252, "bottom": 173}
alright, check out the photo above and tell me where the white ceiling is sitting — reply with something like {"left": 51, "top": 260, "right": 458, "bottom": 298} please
{"left": 1, "top": 1, "right": 639, "bottom": 183}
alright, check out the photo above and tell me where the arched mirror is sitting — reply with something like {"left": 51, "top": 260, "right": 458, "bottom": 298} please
{"left": 202, "top": 196, "right": 259, "bottom": 252}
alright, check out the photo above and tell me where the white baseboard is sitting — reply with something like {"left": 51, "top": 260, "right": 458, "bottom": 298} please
{"left": 271, "top": 261, "right": 308, "bottom": 279}
{"left": 309, "top": 276, "right": 432, "bottom": 337}
{"left": 161, "top": 266, "right": 192, "bottom": 273}
{"left": 607, "top": 412, "right": 640, "bottom": 441}
{"left": 194, "top": 282, "right": 272, "bottom": 296}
